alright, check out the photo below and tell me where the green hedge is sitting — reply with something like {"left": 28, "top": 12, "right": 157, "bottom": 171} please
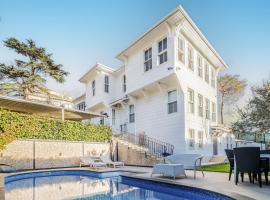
{"left": 0, "top": 109, "right": 112, "bottom": 150}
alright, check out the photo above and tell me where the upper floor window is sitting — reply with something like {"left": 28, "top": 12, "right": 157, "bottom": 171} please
{"left": 104, "top": 75, "right": 109, "bottom": 93}
{"left": 198, "top": 94, "right": 203, "bottom": 117}
{"left": 188, "top": 46, "right": 194, "bottom": 71}
{"left": 188, "top": 88, "right": 194, "bottom": 114}
{"left": 188, "top": 129, "right": 195, "bottom": 148}
{"left": 112, "top": 109, "right": 116, "bottom": 125}
{"left": 158, "top": 38, "right": 167, "bottom": 65}
{"left": 129, "top": 105, "right": 135, "bottom": 123}
{"left": 204, "top": 62, "right": 209, "bottom": 83}
{"left": 123, "top": 75, "right": 126, "bottom": 92}
{"left": 211, "top": 68, "right": 216, "bottom": 88}
{"left": 92, "top": 80, "right": 95, "bottom": 96}
{"left": 144, "top": 48, "right": 152, "bottom": 72}
{"left": 198, "top": 131, "right": 204, "bottom": 148}
{"left": 77, "top": 101, "right": 86, "bottom": 111}
{"left": 168, "top": 90, "right": 177, "bottom": 114}
{"left": 205, "top": 98, "right": 210, "bottom": 119}
{"left": 197, "top": 55, "right": 203, "bottom": 78}
{"left": 212, "top": 102, "right": 216, "bottom": 122}
{"left": 178, "top": 37, "right": 185, "bottom": 63}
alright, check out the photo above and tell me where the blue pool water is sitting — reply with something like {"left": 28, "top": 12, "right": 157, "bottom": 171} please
{"left": 5, "top": 170, "right": 233, "bottom": 200}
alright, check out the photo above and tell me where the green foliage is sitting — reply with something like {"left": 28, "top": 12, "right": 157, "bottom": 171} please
{"left": 0, "top": 38, "right": 69, "bottom": 99}
{"left": 232, "top": 80, "right": 270, "bottom": 135}
{"left": 0, "top": 109, "right": 112, "bottom": 150}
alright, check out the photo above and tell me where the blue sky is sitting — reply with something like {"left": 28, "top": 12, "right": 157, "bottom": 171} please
{"left": 0, "top": 0, "right": 270, "bottom": 97}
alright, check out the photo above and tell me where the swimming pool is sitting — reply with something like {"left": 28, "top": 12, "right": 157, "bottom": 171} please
{"left": 5, "top": 170, "right": 233, "bottom": 200}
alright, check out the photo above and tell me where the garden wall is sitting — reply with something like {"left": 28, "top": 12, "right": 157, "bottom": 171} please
{"left": 0, "top": 139, "right": 110, "bottom": 170}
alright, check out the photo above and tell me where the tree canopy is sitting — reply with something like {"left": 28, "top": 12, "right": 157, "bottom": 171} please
{"left": 0, "top": 38, "right": 69, "bottom": 99}
{"left": 232, "top": 80, "right": 270, "bottom": 135}
{"left": 217, "top": 74, "right": 247, "bottom": 124}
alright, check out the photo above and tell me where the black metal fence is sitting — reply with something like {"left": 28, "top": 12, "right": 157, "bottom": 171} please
{"left": 115, "top": 132, "right": 174, "bottom": 158}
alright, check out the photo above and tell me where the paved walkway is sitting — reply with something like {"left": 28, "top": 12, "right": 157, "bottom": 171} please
{"left": 1, "top": 166, "right": 270, "bottom": 200}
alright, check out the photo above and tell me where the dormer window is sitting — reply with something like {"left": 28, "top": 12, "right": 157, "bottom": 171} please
{"left": 178, "top": 37, "right": 185, "bottom": 63}
{"left": 92, "top": 80, "right": 95, "bottom": 96}
{"left": 144, "top": 48, "right": 152, "bottom": 72}
{"left": 188, "top": 45, "right": 194, "bottom": 71}
{"left": 104, "top": 75, "right": 109, "bottom": 93}
{"left": 158, "top": 38, "right": 167, "bottom": 65}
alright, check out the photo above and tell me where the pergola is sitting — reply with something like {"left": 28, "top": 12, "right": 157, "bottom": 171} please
{"left": 0, "top": 95, "right": 103, "bottom": 121}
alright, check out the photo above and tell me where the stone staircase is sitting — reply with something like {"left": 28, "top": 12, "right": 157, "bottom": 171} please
{"left": 112, "top": 132, "right": 174, "bottom": 166}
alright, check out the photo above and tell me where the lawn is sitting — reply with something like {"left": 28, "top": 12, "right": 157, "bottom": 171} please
{"left": 201, "top": 163, "right": 230, "bottom": 173}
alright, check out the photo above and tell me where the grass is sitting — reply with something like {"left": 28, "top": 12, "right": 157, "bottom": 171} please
{"left": 201, "top": 163, "right": 230, "bottom": 173}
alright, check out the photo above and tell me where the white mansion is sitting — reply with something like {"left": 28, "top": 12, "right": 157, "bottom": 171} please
{"left": 75, "top": 6, "right": 233, "bottom": 155}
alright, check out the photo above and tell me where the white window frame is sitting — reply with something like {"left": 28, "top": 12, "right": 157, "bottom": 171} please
{"left": 197, "top": 55, "right": 203, "bottom": 78}
{"left": 198, "top": 131, "right": 204, "bottom": 148}
{"left": 104, "top": 75, "right": 109, "bottom": 93}
{"left": 129, "top": 105, "right": 135, "bottom": 123}
{"left": 112, "top": 109, "right": 116, "bottom": 125}
{"left": 168, "top": 90, "right": 177, "bottom": 114}
{"left": 188, "top": 88, "right": 194, "bottom": 114}
{"left": 204, "top": 62, "right": 209, "bottom": 83}
{"left": 188, "top": 45, "right": 194, "bottom": 71}
{"left": 205, "top": 98, "right": 210, "bottom": 119}
{"left": 198, "top": 94, "right": 203, "bottom": 117}
{"left": 123, "top": 75, "right": 126, "bottom": 92}
{"left": 211, "top": 67, "right": 216, "bottom": 88}
{"left": 92, "top": 80, "right": 95, "bottom": 96}
{"left": 212, "top": 102, "right": 216, "bottom": 122}
{"left": 144, "top": 47, "right": 152, "bottom": 72}
{"left": 158, "top": 37, "right": 168, "bottom": 65}
{"left": 188, "top": 129, "right": 195, "bottom": 148}
{"left": 178, "top": 37, "right": 185, "bottom": 64}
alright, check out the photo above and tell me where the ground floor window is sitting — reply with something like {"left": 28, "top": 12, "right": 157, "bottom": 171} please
{"left": 188, "top": 129, "right": 195, "bottom": 148}
{"left": 198, "top": 131, "right": 204, "bottom": 148}
{"left": 168, "top": 90, "right": 177, "bottom": 114}
{"left": 129, "top": 105, "right": 135, "bottom": 123}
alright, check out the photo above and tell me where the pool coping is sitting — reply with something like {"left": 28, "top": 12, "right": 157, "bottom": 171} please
{"left": 0, "top": 167, "right": 255, "bottom": 200}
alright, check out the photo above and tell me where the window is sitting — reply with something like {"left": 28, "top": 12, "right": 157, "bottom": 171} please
{"left": 198, "top": 94, "right": 203, "bottom": 117}
{"left": 92, "top": 80, "right": 95, "bottom": 96}
{"left": 188, "top": 129, "right": 195, "bottom": 148}
{"left": 197, "top": 55, "right": 203, "bottom": 78}
{"left": 77, "top": 102, "right": 86, "bottom": 111}
{"left": 112, "top": 109, "right": 116, "bottom": 125}
{"left": 212, "top": 102, "right": 216, "bottom": 122}
{"left": 123, "top": 75, "right": 126, "bottom": 92}
{"left": 211, "top": 68, "right": 216, "bottom": 88}
{"left": 144, "top": 48, "right": 152, "bottom": 71}
{"left": 205, "top": 98, "right": 210, "bottom": 119}
{"left": 204, "top": 62, "right": 209, "bottom": 83}
{"left": 129, "top": 105, "right": 135, "bottom": 123}
{"left": 188, "top": 88, "right": 194, "bottom": 114}
{"left": 198, "top": 131, "right": 204, "bottom": 148}
{"left": 188, "top": 46, "right": 194, "bottom": 71}
{"left": 158, "top": 38, "right": 167, "bottom": 64}
{"left": 178, "top": 37, "right": 185, "bottom": 63}
{"left": 168, "top": 90, "right": 177, "bottom": 114}
{"left": 104, "top": 75, "right": 109, "bottom": 93}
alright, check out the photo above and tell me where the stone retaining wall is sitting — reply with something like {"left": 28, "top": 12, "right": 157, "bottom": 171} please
{"left": 0, "top": 139, "right": 110, "bottom": 170}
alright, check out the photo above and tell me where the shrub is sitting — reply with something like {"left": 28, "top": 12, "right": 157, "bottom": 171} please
{"left": 0, "top": 109, "right": 112, "bottom": 150}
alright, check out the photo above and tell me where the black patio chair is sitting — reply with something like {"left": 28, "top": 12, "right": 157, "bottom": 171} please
{"left": 234, "top": 147, "right": 269, "bottom": 187}
{"left": 225, "top": 149, "right": 234, "bottom": 181}
{"left": 260, "top": 150, "right": 270, "bottom": 154}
